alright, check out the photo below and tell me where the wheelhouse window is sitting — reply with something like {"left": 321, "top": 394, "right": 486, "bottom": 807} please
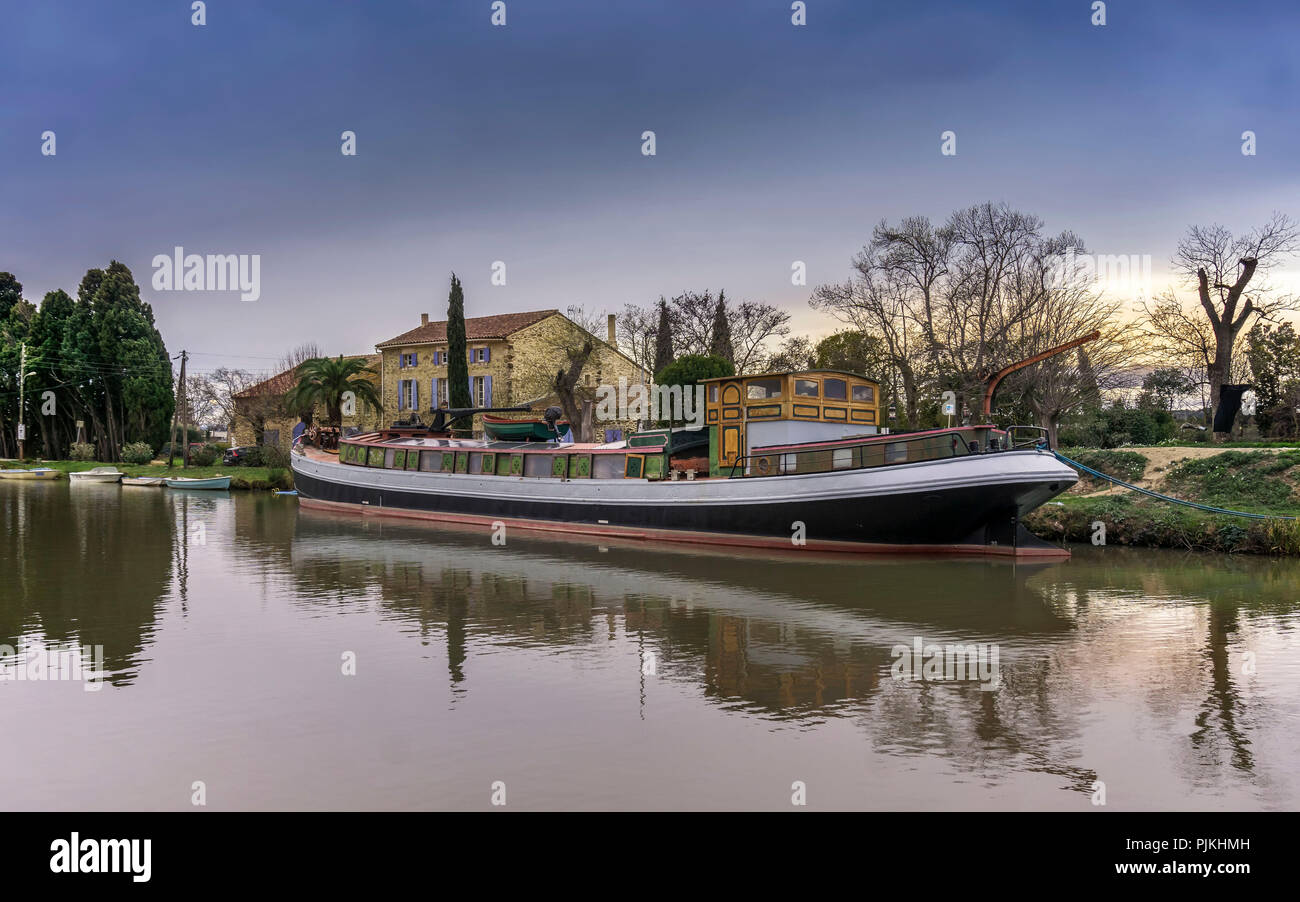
{"left": 794, "top": 378, "right": 820, "bottom": 397}
{"left": 746, "top": 378, "right": 782, "bottom": 400}
{"left": 419, "top": 450, "right": 441, "bottom": 471}
{"left": 823, "top": 378, "right": 847, "bottom": 400}
{"left": 852, "top": 383, "right": 875, "bottom": 403}
{"left": 708, "top": 384, "right": 718, "bottom": 403}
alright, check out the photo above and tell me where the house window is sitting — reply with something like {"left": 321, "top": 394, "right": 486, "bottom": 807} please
{"left": 438, "top": 379, "right": 448, "bottom": 407}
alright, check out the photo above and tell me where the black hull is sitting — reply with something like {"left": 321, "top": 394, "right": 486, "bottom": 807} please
{"left": 292, "top": 469, "right": 1066, "bottom": 553}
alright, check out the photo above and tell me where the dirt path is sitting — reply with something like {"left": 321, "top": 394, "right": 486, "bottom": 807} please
{"left": 1074, "top": 445, "right": 1280, "bottom": 497}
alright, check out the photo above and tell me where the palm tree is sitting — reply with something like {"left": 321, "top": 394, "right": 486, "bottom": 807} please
{"left": 283, "top": 356, "right": 381, "bottom": 428}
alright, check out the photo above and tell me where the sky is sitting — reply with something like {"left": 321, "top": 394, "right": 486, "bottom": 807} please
{"left": 3, "top": 0, "right": 1299, "bottom": 380}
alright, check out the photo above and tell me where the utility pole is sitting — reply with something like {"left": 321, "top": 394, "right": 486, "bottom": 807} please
{"left": 179, "top": 351, "right": 189, "bottom": 469}
{"left": 17, "top": 343, "right": 26, "bottom": 460}
{"left": 168, "top": 351, "right": 186, "bottom": 469}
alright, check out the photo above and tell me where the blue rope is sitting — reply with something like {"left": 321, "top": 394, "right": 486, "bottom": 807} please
{"left": 1052, "top": 450, "right": 1296, "bottom": 521}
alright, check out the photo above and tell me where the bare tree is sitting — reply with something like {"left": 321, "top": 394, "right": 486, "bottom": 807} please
{"left": 277, "top": 342, "right": 323, "bottom": 375}
{"left": 813, "top": 261, "right": 931, "bottom": 427}
{"left": 998, "top": 246, "right": 1134, "bottom": 445}
{"left": 659, "top": 290, "right": 791, "bottom": 374}
{"left": 1162, "top": 213, "right": 1300, "bottom": 438}
{"left": 616, "top": 302, "right": 658, "bottom": 375}
{"left": 189, "top": 367, "right": 258, "bottom": 431}
{"left": 814, "top": 204, "right": 1120, "bottom": 431}
{"left": 763, "top": 335, "right": 816, "bottom": 372}
{"left": 553, "top": 338, "right": 596, "bottom": 442}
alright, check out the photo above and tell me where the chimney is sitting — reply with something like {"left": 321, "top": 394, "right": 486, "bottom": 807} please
{"left": 607, "top": 313, "right": 617, "bottom": 345}
{"left": 421, "top": 313, "right": 429, "bottom": 327}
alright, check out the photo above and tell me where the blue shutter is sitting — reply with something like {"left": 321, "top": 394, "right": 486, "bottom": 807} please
{"left": 397, "top": 379, "right": 405, "bottom": 410}
{"left": 484, "top": 375, "right": 492, "bottom": 407}
{"left": 483, "top": 346, "right": 491, "bottom": 363}
{"left": 398, "top": 354, "right": 405, "bottom": 369}
{"left": 412, "top": 352, "right": 418, "bottom": 366}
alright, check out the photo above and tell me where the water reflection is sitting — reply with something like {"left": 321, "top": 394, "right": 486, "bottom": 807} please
{"left": 0, "top": 482, "right": 174, "bottom": 685}
{"left": 286, "top": 508, "right": 1298, "bottom": 802}
{"left": 3, "top": 482, "right": 1297, "bottom": 809}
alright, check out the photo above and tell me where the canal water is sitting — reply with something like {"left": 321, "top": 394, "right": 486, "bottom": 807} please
{"left": 2, "top": 481, "right": 1298, "bottom": 811}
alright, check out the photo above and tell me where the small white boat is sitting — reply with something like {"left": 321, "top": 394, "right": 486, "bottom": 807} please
{"left": 164, "top": 475, "right": 231, "bottom": 490}
{"left": 69, "top": 467, "right": 124, "bottom": 484}
{"left": 0, "top": 467, "right": 62, "bottom": 481}
{"left": 122, "top": 476, "right": 166, "bottom": 486}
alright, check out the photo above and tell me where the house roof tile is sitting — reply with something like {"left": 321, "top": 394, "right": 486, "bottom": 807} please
{"left": 375, "top": 309, "right": 559, "bottom": 348}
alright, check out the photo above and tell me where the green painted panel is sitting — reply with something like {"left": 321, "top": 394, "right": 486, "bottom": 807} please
{"left": 644, "top": 454, "right": 664, "bottom": 480}
{"left": 551, "top": 455, "right": 568, "bottom": 478}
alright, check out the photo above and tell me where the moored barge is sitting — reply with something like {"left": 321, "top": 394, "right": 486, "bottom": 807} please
{"left": 291, "top": 369, "right": 1077, "bottom": 557}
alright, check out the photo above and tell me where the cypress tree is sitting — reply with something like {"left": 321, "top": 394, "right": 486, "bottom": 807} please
{"left": 653, "top": 298, "right": 674, "bottom": 378}
{"left": 446, "top": 273, "right": 472, "bottom": 409}
{"left": 708, "top": 290, "right": 733, "bottom": 364}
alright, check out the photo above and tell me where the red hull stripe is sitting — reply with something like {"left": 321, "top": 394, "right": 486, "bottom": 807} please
{"left": 297, "top": 496, "right": 1070, "bottom": 559}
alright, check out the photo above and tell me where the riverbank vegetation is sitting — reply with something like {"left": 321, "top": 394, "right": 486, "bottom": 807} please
{"left": 1035, "top": 447, "right": 1300, "bottom": 554}
{"left": 0, "top": 459, "right": 293, "bottom": 490}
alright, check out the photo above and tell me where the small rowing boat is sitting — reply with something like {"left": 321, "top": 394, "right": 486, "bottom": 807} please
{"left": 69, "top": 466, "right": 123, "bottom": 484}
{"left": 0, "top": 467, "right": 62, "bottom": 480}
{"left": 481, "top": 413, "right": 569, "bottom": 442}
{"left": 122, "top": 476, "right": 166, "bottom": 486}
{"left": 164, "top": 475, "right": 231, "bottom": 490}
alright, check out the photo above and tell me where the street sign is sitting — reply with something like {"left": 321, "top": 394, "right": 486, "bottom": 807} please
{"left": 16, "top": 424, "right": 25, "bottom": 441}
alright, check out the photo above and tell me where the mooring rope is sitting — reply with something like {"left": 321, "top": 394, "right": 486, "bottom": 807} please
{"left": 1051, "top": 450, "right": 1297, "bottom": 522}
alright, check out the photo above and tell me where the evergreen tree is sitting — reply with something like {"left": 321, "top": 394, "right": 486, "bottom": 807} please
{"left": 1, "top": 262, "right": 173, "bottom": 459}
{"left": 708, "top": 290, "right": 734, "bottom": 364}
{"left": 653, "top": 298, "right": 674, "bottom": 378}
{"left": 446, "top": 273, "right": 472, "bottom": 409}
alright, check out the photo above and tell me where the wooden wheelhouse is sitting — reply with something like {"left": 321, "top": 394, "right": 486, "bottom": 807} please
{"left": 702, "top": 370, "right": 882, "bottom": 475}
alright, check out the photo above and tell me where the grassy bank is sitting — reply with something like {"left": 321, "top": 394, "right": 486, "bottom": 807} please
{"left": 1029, "top": 446, "right": 1300, "bottom": 554}
{"left": 0, "top": 459, "right": 293, "bottom": 491}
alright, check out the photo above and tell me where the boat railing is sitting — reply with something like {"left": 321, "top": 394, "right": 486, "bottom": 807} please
{"left": 726, "top": 427, "right": 1018, "bottom": 479}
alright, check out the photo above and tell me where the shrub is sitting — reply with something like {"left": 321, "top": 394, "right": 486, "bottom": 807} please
{"left": 69, "top": 442, "right": 96, "bottom": 461}
{"left": 262, "top": 445, "right": 290, "bottom": 469}
{"left": 121, "top": 442, "right": 155, "bottom": 465}
{"left": 191, "top": 444, "right": 219, "bottom": 467}
{"left": 267, "top": 468, "right": 294, "bottom": 491}
{"left": 238, "top": 445, "right": 265, "bottom": 467}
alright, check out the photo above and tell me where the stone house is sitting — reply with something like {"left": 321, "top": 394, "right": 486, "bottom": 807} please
{"left": 230, "top": 354, "right": 383, "bottom": 451}
{"left": 375, "top": 309, "right": 647, "bottom": 436}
